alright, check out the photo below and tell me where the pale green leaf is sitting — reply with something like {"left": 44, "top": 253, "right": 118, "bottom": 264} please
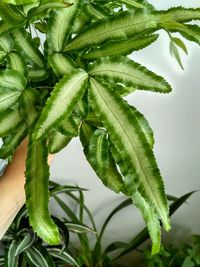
{"left": 3, "top": 0, "right": 38, "bottom": 5}
{"left": 25, "top": 139, "right": 60, "bottom": 244}
{"left": 49, "top": 53, "right": 76, "bottom": 77}
{"left": 27, "top": 68, "right": 48, "bottom": 82}
{"left": 48, "top": 130, "right": 72, "bottom": 154}
{"left": 32, "top": 69, "right": 88, "bottom": 140}
{"left": 0, "top": 34, "right": 13, "bottom": 53}
{"left": 7, "top": 52, "right": 26, "bottom": 75}
{"left": 83, "top": 34, "right": 158, "bottom": 59}
{"left": 172, "top": 37, "right": 188, "bottom": 54}
{"left": 89, "top": 56, "right": 171, "bottom": 95}
{"left": 89, "top": 78, "right": 170, "bottom": 230}
{"left": 169, "top": 39, "right": 184, "bottom": 69}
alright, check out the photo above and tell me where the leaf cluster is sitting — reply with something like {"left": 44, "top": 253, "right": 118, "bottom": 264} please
{"left": 0, "top": 0, "right": 199, "bottom": 254}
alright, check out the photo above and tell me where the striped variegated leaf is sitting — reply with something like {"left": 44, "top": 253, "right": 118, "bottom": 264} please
{"left": 5, "top": 240, "right": 19, "bottom": 267}
{"left": 64, "top": 11, "right": 159, "bottom": 51}
{"left": 0, "top": 124, "right": 27, "bottom": 159}
{"left": 158, "top": 7, "right": 200, "bottom": 23}
{"left": 0, "top": 108, "right": 23, "bottom": 137}
{"left": 7, "top": 52, "right": 26, "bottom": 75}
{"left": 3, "top": 0, "right": 38, "bottom": 5}
{"left": 25, "top": 139, "right": 60, "bottom": 244}
{"left": 89, "top": 57, "right": 171, "bottom": 95}
{"left": 0, "top": 69, "right": 26, "bottom": 112}
{"left": 89, "top": 78, "right": 170, "bottom": 230}
{"left": 19, "top": 88, "right": 42, "bottom": 127}
{"left": 47, "top": 0, "right": 80, "bottom": 52}
{"left": 15, "top": 231, "right": 36, "bottom": 256}
{"left": 0, "top": 51, "right": 6, "bottom": 63}
{"left": 12, "top": 29, "right": 45, "bottom": 68}
{"left": 48, "top": 130, "right": 72, "bottom": 154}
{"left": 57, "top": 115, "right": 79, "bottom": 136}
{"left": 49, "top": 53, "right": 76, "bottom": 77}
{"left": 86, "top": 3, "right": 109, "bottom": 20}
{"left": 0, "top": 2, "right": 25, "bottom": 24}
{"left": 28, "top": 68, "right": 48, "bottom": 82}
{"left": 47, "top": 248, "right": 80, "bottom": 267}
{"left": 83, "top": 34, "right": 158, "bottom": 59}
{"left": 0, "top": 34, "right": 13, "bottom": 53}
{"left": 32, "top": 69, "right": 88, "bottom": 141}
{"left": 25, "top": 247, "right": 50, "bottom": 267}
{"left": 132, "top": 191, "right": 161, "bottom": 254}
{"left": 80, "top": 122, "right": 124, "bottom": 193}
{"left": 0, "top": 21, "right": 25, "bottom": 38}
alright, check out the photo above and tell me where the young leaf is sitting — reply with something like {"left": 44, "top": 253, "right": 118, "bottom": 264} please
{"left": 89, "top": 57, "right": 171, "bottom": 95}
{"left": 47, "top": 0, "right": 81, "bottom": 52}
{"left": 0, "top": 108, "right": 23, "bottom": 137}
{"left": 89, "top": 78, "right": 170, "bottom": 231}
{"left": 172, "top": 37, "right": 188, "bottom": 55}
{"left": 0, "top": 69, "right": 26, "bottom": 112}
{"left": 25, "top": 138, "right": 60, "bottom": 245}
{"left": 64, "top": 11, "right": 159, "bottom": 51}
{"left": 169, "top": 39, "right": 184, "bottom": 69}
{"left": 32, "top": 69, "right": 88, "bottom": 140}
{"left": 83, "top": 34, "right": 159, "bottom": 59}
{"left": 0, "top": 124, "right": 27, "bottom": 159}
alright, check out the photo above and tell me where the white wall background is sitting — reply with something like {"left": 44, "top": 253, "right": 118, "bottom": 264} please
{"left": 50, "top": 0, "right": 200, "bottom": 264}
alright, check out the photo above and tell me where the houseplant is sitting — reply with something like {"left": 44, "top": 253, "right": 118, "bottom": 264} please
{"left": 0, "top": 180, "right": 194, "bottom": 267}
{"left": 0, "top": 0, "right": 199, "bottom": 254}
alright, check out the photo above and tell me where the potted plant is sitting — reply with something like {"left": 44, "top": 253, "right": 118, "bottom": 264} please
{"left": 0, "top": 0, "right": 199, "bottom": 255}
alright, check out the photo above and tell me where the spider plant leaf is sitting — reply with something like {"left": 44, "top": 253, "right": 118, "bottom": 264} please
{"left": 0, "top": 124, "right": 27, "bottom": 159}
{"left": 50, "top": 185, "right": 87, "bottom": 196}
{"left": 19, "top": 88, "right": 42, "bottom": 127}
{"left": 32, "top": 69, "right": 88, "bottom": 141}
{"left": 48, "top": 130, "right": 72, "bottom": 154}
{"left": 25, "top": 246, "right": 51, "bottom": 267}
{"left": 0, "top": 2, "right": 25, "bottom": 24}
{"left": 64, "top": 11, "right": 159, "bottom": 51}
{"left": 7, "top": 52, "right": 26, "bottom": 75}
{"left": 12, "top": 29, "right": 45, "bottom": 68}
{"left": 80, "top": 122, "right": 125, "bottom": 193}
{"left": 0, "top": 34, "right": 14, "bottom": 53}
{"left": 89, "top": 56, "right": 172, "bottom": 95}
{"left": 15, "top": 231, "right": 36, "bottom": 256}
{"left": 49, "top": 53, "right": 76, "bottom": 77}
{"left": 25, "top": 139, "right": 60, "bottom": 245}
{"left": 47, "top": 248, "right": 80, "bottom": 267}
{"left": 83, "top": 34, "right": 158, "bottom": 59}
{"left": 65, "top": 223, "right": 96, "bottom": 234}
{"left": 89, "top": 78, "right": 170, "bottom": 231}
{"left": 0, "top": 108, "right": 23, "bottom": 137}
{"left": 5, "top": 240, "right": 19, "bottom": 267}
{"left": 47, "top": 0, "right": 81, "bottom": 53}
{"left": 0, "top": 69, "right": 26, "bottom": 112}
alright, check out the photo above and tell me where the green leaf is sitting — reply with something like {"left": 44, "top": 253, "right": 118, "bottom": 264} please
{"left": 171, "top": 24, "right": 200, "bottom": 46}
{"left": 0, "top": 34, "right": 14, "bottom": 53}
{"left": 89, "top": 57, "right": 171, "bottom": 95}
{"left": 0, "top": 2, "right": 25, "bottom": 24}
{"left": 47, "top": 0, "right": 81, "bottom": 52}
{"left": 7, "top": 52, "right": 26, "bottom": 75}
{"left": 27, "top": 68, "right": 48, "bottom": 82}
{"left": 182, "top": 257, "right": 195, "bottom": 267}
{"left": 25, "top": 247, "right": 50, "bottom": 267}
{"left": 32, "top": 69, "right": 88, "bottom": 140}
{"left": 19, "top": 88, "right": 42, "bottom": 127}
{"left": 47, "top": 248, "right": 80, "bottom": 267}
{"left": 49, "top": 53, "right": 76, "bottom": 77}
{"left": 5, "top": 240, "right": 19, "bottom": 267}
{"left": 65, "top": 11, "right": 159, "bottom": 51}
{"left": 159, "top": 7, "right": 200, "bottom": 23}
{"left": 48, "top": 130, "right": 72, "bottom": 154}
{"left": 83, "top": 34, "right": 158, "bottom": 59}
{"left": 171, "top": 37, "right": 188, "bottom": 54}
{"left": 65, "top": 223, "right": 96, "bottom": 234}
{"left": 15, "top": 231, "right": 36, "bottom": 256}
{"left": 57, "top": 115, "right": 79, "bottom": 136}
{"left": 0, "top": 124, "right": 27, "bottom": 159}
{"left": 85, "top": 3, "right": 109, "bottom": 20}
{"left": 3, "top": 0, "right": 38, "bottom": 5}
{"left": 169, "top": 38, "right": 184, "bottom": 69}
{"left": 120, "top": 0, "right": 145, "bottom": 9}
{"left": 12, "top": 29, "right": 45, "bottom": 68}
{"left": 25, "top": 138, "right": 60, "bottom": 245}
{"left": 0, "top": 69, "right": 26, "bottom": 112}
{"left": 89, "top": 78, "right": 170, "bottom": 231}
{"left": 0, "top": 108, "right": 23, "bottom": 137}
{"left": 80, "top": 122, "right": 124, "bottom": 193}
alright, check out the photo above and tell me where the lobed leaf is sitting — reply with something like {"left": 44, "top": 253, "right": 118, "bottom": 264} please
{"left": 89, "top": 57, "right": 172, "bottom": 95}
{"left": 32, "top": 69, "right": 88, "bottom": 140}
{"left": 25, "top": 138, "right": 60, "bottom": 245}
{"left": 89, "top": 78, "right": 170, "bottom": 230}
